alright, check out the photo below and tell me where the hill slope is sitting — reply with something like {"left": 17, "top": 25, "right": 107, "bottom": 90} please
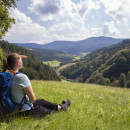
{"left": 66, "top": 36, "right": 122, "bottom": 54}
{"left": 0, "top": 40, "right": 60, "bottom": 81}
{"left": 60, "top": 39, "right": 130, "bottom": 87}
{"left": 15, "top": 36, "right": 122, "bottom": 54}
{"left": 29, "top": 48, "right": 74, "bottom": 62}
{"left": 0, "top": 80, "right": 130, "bottom": 130}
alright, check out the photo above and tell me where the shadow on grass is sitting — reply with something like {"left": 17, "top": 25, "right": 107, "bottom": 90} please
{"left": 0, "top": 110, "right": 58, "bottom": 124}
{"left": 0, "top": 113, "right": 23, "bottom": 123}
{"left": 0, "top": 113, "right": 33, "bottom": 123}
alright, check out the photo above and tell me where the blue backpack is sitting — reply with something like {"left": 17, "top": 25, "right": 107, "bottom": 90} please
{"left": 0, "top": 71, "right": 18, "bottom": 114}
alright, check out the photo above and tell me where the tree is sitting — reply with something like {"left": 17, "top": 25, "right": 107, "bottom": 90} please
{"left": 127, "top": 71, "right": 130, "bottom": 80}
{"left": 0, "top": 47, "right": 4, "bottom": 71}
{"left": 0, "top": 0, "right": 16, "bottom": 38}
{"left": 126, "top": 81, "right": 130, "bottom": 88}
{"left": 126, "top": 71, "right": 130, "bottom": 88}
{"left": 119, "top": 73, "right": 126, "bottom": 88}
{"left": 113, "top": 80, "right": 120, "bottom": 87}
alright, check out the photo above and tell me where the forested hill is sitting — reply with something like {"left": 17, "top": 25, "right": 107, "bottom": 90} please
{"left": 0, "top": 40, "right": 60, "bottom": 81}
{"left": 15, "top": 36, "right": 122, "bottom": 54}
{"left": 29, "top": 48, "right": 73, "bottom": 62}
{"left": 60, "top": 39, "right": 130, "bottom": 88}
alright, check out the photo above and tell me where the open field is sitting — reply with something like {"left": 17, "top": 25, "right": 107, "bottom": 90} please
{"left": 43, "top": 60, "right": 61, "bottom": 67}
{"left": 0, "top": 81, "right": 130, "bottom": 130}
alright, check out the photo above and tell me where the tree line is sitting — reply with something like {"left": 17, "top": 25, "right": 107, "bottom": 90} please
{"left": 0, "top": 0, "right": 16, "bottom": 38}
{"left": 0, "top": 40, "right": 61, "bottom": 81}
{"left": 60, "top": 39, "right": 130, "bottom": 88}
{"left": 30, "top": 48, "right": 73, "bottom": 62}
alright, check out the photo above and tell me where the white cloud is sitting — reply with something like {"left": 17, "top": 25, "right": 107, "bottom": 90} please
{"left": 27, "top": 0, "right": 101, "bottom": 42}
{"left": 29, "top": 0, "right": 60, "bottom": 15}
{"left": 47, "top": 19, "right": 90, "bottom": 41}
{"left": 100, "top": 0, "right": 130, "bottom": 25}
{"left": 103, "top": 21, "right": 119, "bottom": 36}
{"left": 4, "top": 0, "right": 130, "bottom": 44}
{"left": 4, "top": 8, "right": 47, "bottom": 43}
{"left": 29, "top": 0, "right": 100, "bottom": 21}
{"left": 4, "top": 8, "right": 90, "bottom": 44}
{"left": 77, "top": 0, "right": 100, "bottom": 17}
{"left": 29, "top": 0, "right": 76, "bottom": 21}
{"left": 90, "top": 28, "right": 102, "bottom": 36}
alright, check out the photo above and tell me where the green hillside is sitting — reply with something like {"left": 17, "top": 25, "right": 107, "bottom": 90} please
{"left": 29, "top": 48, "right": 73, "bottom": 62}
{"left": 0, "top": 80, "right": 129, "bottom": 130}
{"left": 60, "top": 39, "right": 130, "bottom": 87}
{"left": 0, "top": 40, "right": 60, "bottom": 81}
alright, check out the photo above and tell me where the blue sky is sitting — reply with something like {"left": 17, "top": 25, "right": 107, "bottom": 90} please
{"left": 3, "top": 0, "right": 130, "bottom": 44}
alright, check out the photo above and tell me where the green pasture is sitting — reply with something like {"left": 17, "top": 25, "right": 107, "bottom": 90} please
{"left": 0, "top": 81, "right": 130, "bottom": 130}
{"left": 72, "top": 52, "right": 89, "bottom": 61}
{"left": 72, "top": 56, "right": 80, "bottom": 61}
{"left": 43, "top": 60, "right": 61, "bottom": 67}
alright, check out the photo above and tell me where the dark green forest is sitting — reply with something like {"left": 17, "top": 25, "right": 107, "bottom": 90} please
{"left": 61, "top": 39, "right": 130, "bottom": 88}
{"left": 0, "top": 40, "right": 61, "bottom": 81}
{"left": 29, "top": 48, "right": 73, "bottom": 62}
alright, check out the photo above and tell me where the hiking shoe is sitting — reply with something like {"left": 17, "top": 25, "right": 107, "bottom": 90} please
{"left": 60, "top": 99, "right": 71, "bottom": 111}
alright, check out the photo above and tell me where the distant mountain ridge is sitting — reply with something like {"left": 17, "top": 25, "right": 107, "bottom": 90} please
{"left": 15, "top": 36, "right": 122, "bottom": 54}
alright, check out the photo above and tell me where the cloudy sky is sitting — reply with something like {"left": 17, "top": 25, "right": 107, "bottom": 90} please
{"left": 3, "top": 0, "right": 130, "bottom": 44}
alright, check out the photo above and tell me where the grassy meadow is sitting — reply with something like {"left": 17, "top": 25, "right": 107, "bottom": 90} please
{"left": 43, "top": 60, "right": 61, "bottom": 67}
{"left": 0, "top": 81, "right": 130, "bottom": 130}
